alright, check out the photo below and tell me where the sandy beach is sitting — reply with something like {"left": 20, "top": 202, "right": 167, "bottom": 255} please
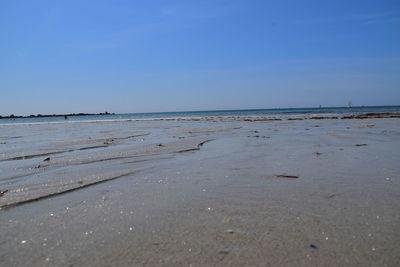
{"left": 1, "top": 115, "right": 399, "bottom": 266}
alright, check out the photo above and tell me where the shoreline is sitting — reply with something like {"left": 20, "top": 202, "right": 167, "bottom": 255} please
{"left": 0, "top": 112, "right": 115, "bottom": 120}
{"left": 0, "top": 111, "right": 399, "bottom": 127}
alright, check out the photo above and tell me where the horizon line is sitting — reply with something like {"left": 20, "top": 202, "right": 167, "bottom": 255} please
{"left": 2, "top": 104, "right": 400, "bottom": 118}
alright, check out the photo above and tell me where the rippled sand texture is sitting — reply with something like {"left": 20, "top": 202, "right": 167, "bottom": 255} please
{"left": 1, "top": 116, "right": 400, "bottom": 266}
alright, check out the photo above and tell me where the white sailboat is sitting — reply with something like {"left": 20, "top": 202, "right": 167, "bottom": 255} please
{"left": 348, "top": 101, "right": 353, "bottom": 108}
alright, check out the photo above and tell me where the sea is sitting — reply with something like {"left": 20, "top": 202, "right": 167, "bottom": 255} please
{"left": 1, "top": 106, "right": 399, "bottom": 124}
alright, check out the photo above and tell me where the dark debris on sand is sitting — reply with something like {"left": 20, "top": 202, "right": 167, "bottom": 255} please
{"left": 355, "top": 144, "right": 367, "bottom": 147}
{"left": 0, "top": 190, "right": 8, "bottom": 197}
{"left": 275, "top": 174, "right": 299, "bottom": 179}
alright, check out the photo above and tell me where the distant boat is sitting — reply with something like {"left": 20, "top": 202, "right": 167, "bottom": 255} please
{"left": 348, "top": 101, "right": 353, "bottom": 108}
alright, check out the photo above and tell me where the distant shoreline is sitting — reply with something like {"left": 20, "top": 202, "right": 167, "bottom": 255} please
{"left": 2, "top": 105, "right": 400, "bottom": 119}
{"left": 0, "top": 112, "right": 399, "bottom": 127}
{"left": 1, "top": 106, "right": 399, "bottom": 123}
{"left": 0, "top": 112, "right": 115, "bottom": 119}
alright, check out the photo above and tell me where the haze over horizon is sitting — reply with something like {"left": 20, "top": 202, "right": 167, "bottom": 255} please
{"left": 1, "top": 0, "right": 399, "bottom": 115}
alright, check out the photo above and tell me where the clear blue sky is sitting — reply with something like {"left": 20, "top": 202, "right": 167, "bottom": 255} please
{"left": 1, "top": 0, "right": 399, "bottom": 115}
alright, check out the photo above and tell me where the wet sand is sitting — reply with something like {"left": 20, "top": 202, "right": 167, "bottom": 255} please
{"left": 1, "top": 115, "right": 400, "bottom": 266}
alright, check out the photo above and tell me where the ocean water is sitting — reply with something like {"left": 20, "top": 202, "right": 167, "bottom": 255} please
{"left": 1, "top": 105, "right": 399, "bottom": 124}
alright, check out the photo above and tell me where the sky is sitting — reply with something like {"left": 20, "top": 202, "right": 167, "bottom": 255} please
{"left": 0, "top": 0, "right": 399, "bottom": 115}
